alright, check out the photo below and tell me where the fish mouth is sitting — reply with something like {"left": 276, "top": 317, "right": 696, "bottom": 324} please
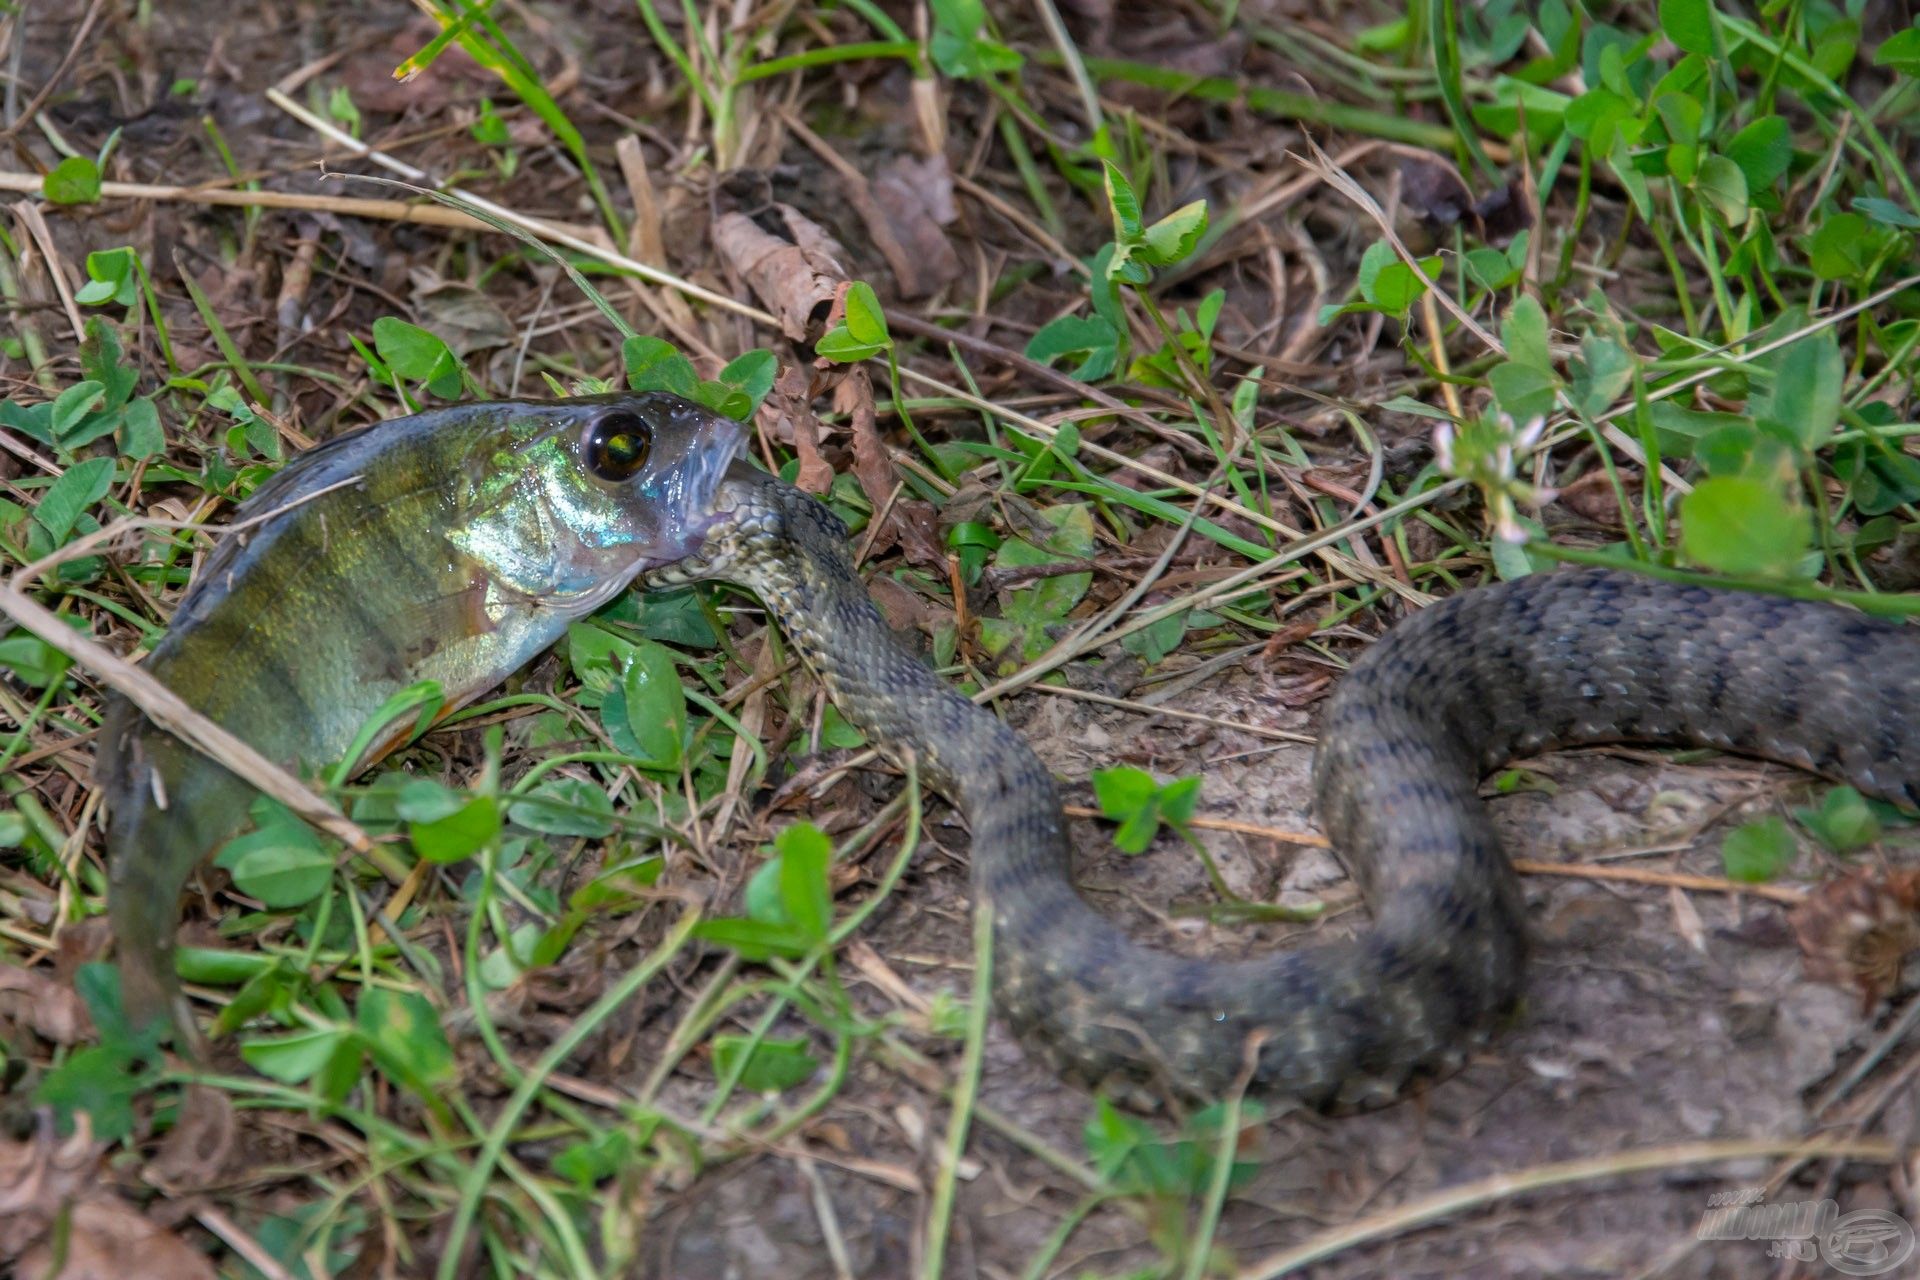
{"left": 682, "top": 420, "right": 748, "bottom": 529}
{"left": 639, "top": 458, "right": 777, "bottom": 589}
{"left": 625, "top": 419, "right": 748, "bottom": 575}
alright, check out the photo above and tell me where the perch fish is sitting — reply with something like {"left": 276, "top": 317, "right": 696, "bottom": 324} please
{"left": 100, "top": 392, "right": 742, "bottom": 1040}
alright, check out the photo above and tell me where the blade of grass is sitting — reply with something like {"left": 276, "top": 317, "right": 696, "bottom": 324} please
{"left": 417, "top": 0, "right": 627, "bottom": 239}
{"left": 1063, "top": 52, "right": 1469, "bottom": 152}
{"left": 173, "top": 249, "right": 270, "bottom": 404}
{"left": 436, "top": 902, "right": 703, "bottom": 1280}
{"left": 1424, "top": 0, "right": 1499, "bottom": 180}
{"left": 738, "top": 40, "right": 920, "bottom": 83}
{"left": 920, "top": 882, "right": 993, "bottom": 1280}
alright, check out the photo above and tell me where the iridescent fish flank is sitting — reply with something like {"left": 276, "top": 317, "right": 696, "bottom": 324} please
{"left": 100, "top": 393, "right": 742, "bottom": 1043}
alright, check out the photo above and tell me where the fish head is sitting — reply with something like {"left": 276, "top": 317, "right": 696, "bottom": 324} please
{"left": 449, "top": 392, "right": 744, "bottom": 610}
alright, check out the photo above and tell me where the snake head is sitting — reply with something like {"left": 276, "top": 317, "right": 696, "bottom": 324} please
{"left": 638, "top": 460, "right": 804, "bottom": 590}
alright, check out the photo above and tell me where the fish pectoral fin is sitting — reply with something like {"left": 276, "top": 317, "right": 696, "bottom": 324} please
{"left": 360, "top": 579, "right": 499, "bottom": 674}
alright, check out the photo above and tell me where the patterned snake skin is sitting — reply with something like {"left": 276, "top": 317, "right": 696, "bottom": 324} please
{"left": 647, "top": 464, "right": 1920, "bottom": 1108}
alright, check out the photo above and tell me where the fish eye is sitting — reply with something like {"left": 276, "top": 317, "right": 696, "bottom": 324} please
{"left": 583, "top": 410, "right": 653, "bottom": 482}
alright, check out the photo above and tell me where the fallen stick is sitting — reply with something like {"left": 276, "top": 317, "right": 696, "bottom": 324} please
{"left": 0, "top": 170, "right": 595, "bottom": 239}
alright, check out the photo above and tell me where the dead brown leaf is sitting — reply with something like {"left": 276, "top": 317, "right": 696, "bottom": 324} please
{"left": 1399, "top": 152, "right": 1532, "bottom": 244}
{"left": 145, "top": 1086, "right": 237, "bottom": 1192}
{"left": 1558, "top": 468, "right": 1638, "bottom": 528}
{"left": 0, "top": 1116, "right": 99, "bottom": 1256}
{"left": 408, "top": 276, "right": 515, "bottom": 358}
{"left": 1399, "top": 153, "right": 1477, "bottom": 235}
{"left": 0, "top": 1115, "right": 216, "bottom": 1280}
{"left": 53, "top": 917, "right": 112, "bottom": 981}
{"left": 996, "top": 490, "right": 1064, "bottom": 549}
{"left": 891, "top": 501, "right": 950, "bottom": 574}
{"left": 17, "top": 1198, "right": 218, "bottom": 1280}
{"left": 711, "top": 205, "right": 849, "bottom": 343}
{"left": 867, "top": 576, "right": 945, "bottom": 634}
{"left": 1791, "top": 867, "right": 1920, "bottom": 1013}
{"left": 615, "top": 135, "right": 667, "bottom": 267}
{"left": 867, "top": 155, "right": 963, "bottom": 300}
{"left": 831, "top": 369, "right": 896, "bottom": 517}
{"left": 939, "top": 482, "right": 995, "bottom": 529}
{"left": 778, "top": 116, "right": 960, "bottom": 299}
{"left": 766, "top": 756, "right": 866, "bottom": 815}
{"left": 0, "top": 965, "right": 90, "bottom": 1045}
{"left": 766, "top": 365, "right": 835, "bottom": 495}
{"left": 518, "top": 954, "right": 610, "bottom": 1014}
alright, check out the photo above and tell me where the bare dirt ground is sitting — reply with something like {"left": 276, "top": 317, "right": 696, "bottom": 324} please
{"left": 4, "top": 3, "right": 1919, "bottom": 1279}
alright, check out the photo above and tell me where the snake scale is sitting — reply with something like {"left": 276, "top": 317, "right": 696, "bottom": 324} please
{"left": 648, "top": 462, "right": 1920, "bottom": 1109}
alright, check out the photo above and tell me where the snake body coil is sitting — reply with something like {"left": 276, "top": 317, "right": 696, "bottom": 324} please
{"left": 651, "top": 465, "right": 1920, "bottom": 1108}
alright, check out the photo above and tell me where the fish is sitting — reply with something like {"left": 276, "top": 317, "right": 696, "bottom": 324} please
{"left": 99, "top": 392, "right": 743, "bottom": 1044}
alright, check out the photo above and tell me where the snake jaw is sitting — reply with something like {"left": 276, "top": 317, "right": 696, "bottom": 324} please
{"left": 639, "top": 464, "right": 791, "bottom": 590}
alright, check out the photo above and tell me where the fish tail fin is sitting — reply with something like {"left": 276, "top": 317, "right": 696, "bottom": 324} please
{"left": 101, "top": 696, "right": 245, "bottom": 1058}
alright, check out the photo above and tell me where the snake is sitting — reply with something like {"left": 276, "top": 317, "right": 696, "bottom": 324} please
{"left": 647, "top": 460, "right": 1920, "bottom": 1109}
